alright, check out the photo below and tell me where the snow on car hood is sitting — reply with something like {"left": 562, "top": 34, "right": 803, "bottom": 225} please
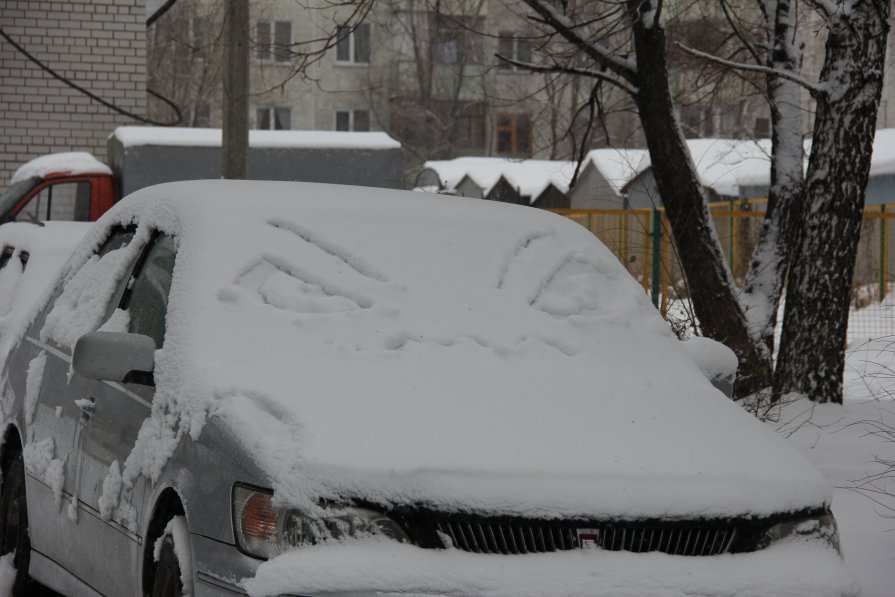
{"left": 75, "top": 181, "right": 829, "bottom": 521}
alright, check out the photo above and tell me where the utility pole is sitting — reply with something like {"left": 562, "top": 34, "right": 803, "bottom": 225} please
{"left": 222, "top": 0, "right": 249, "bottom": 179}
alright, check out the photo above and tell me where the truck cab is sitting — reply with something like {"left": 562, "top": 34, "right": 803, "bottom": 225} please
{"left": 0, "top": 152, "right": 116, "bottom": 224}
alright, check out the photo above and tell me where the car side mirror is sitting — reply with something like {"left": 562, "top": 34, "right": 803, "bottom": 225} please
{"left": 72, "top": 332, "right": 156, "bottom": 385}
{"left": 679, "top": 336, "right": 739, "bottom": 398}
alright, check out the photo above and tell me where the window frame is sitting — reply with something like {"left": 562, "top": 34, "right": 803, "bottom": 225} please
{"left": 334, "top": 109, "right": 371, "bottom": 132}
{"left": 495, "top": 113, "right": 532, "bottom": 157}
{"left": 254, "top": 106, "right": 292, "bottom": 130}
{"left": 335, "top": 22, "right": 371, "bottom": 65}
{"left": 497, "top": 33, "right": 532, "bottom": 72}
{"left": 256, "top": 20, "right": 293, "bottom": 64}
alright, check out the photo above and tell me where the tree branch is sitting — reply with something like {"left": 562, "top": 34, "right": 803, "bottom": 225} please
{"left": 495, "top": 53, "right": 638, "bottom": 95}
{"left": 676, "top": 42, "right": 823, "bottom": 98}
{"left": 720, "top": 0, "right": 763, "bottom": 65}
{"left": 520, "top": 0, "right": 638, "bottom": 83}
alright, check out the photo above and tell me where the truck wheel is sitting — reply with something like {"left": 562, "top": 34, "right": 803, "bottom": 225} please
{"left": 0, "top": 447, "right": 34, "bottom": 596}
{"left": 150, "top": 515, "right": 191, "bottom": 597}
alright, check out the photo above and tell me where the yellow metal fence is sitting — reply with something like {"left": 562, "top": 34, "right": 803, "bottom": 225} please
{"left": 552, "top": 201, "right": 895, "bottom": 342}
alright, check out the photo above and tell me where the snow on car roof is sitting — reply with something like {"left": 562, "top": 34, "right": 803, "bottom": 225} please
{"left": 110, "top": 126, "right": 401, "bottom": 150}
{"left": 10, "top": 152, "right": 112, "bottom": 184}
{"left": 55, "top": 180, "right": 829, "bottom": 521}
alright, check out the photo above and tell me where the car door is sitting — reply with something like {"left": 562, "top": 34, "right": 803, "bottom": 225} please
{"left": 14, "top": 227, "right": 135, "bottom": 582}
{"left": 68, "top": 232, "right": 176, "bottom": 596}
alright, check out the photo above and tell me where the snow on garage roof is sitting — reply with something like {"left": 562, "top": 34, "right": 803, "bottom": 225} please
{"left": 110, "top": 126, "right": 401, "bottom": 150}
{"left": 421, "top": 157, "right": 576, "bottom": 201}
{"left": 11, "top": 152, "right": 112, "bottom": 185}
{"left": 583, "top": 148, "right": 651, "bottom": 195}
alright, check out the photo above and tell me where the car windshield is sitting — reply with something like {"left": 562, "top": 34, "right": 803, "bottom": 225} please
{"left": 0, "top": 177, "right": 41, "bottom": 219}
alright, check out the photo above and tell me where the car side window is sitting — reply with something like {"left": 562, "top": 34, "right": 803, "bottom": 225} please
{"left": 15, "top": 181, "right": 92, "bottom": 222}
{"left": 120, "top": 234, "right": 176, "bottom": 349}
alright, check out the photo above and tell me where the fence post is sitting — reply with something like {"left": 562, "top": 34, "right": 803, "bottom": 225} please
{"left": 651, "top": 208, "right": 662, "bottom": 307}
{"left": 881, "top": 204, "right": 888, "bottom": 302}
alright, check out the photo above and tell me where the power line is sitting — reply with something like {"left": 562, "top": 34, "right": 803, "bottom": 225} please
{"left": 0, "top": 27, "right": 181, "bottom": 126}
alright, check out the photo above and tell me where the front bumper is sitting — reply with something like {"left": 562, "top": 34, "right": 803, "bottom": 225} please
{"left": 230, "top": 537, "right": 858, "bottom": 597}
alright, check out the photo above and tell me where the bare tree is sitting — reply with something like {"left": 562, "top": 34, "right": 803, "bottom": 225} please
{"left": 509, "top": 0, "right": 890, "bottom": 403}
{"left": 147, "top": 0, "right": 225, "bottom": 126}
{"left": 774, "top": 0, "right": 891, "bottom": 403}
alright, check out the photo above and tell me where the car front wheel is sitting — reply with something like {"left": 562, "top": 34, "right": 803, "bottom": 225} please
{"left": 150, "top": 515, "right": 192, "bottom": 597}
{"left": 0, "top": 446, "right": 33, "bottom": 596}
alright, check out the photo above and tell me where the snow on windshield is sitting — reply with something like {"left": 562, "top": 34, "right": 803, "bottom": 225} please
{"left": 61, "top": 181, "right": 829, "bottom": 523}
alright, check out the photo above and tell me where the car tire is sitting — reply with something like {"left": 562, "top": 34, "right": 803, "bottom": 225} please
{"left": 0, "top": 447, "right": 34, "bottom": 596}
{"left": 150, "top": 515, "right": 191, "bottom": 597}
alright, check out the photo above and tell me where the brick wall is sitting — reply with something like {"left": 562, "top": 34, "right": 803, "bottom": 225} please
{"left": 0, "top": 0, "right": 146, "bottom": 184}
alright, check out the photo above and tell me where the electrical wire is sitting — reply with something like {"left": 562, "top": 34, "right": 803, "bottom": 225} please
{"left": 147, "top": 0, "right": 180, "bottom": 28}
{"left": 0, "top": 26, "right": 181, "bottom": 126}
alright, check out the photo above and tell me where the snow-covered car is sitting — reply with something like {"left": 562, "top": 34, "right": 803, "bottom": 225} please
{"left": 0, "top": 221, "right": 89, "bottom": 368}
{"left": 0, "top": 181, "right": 856, "bottom": 596}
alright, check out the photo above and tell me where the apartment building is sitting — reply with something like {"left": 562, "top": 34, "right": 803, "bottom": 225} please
{"left": 146, "top": 0, "right": 638, "bottom": 175}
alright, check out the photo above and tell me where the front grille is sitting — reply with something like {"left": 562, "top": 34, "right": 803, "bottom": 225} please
{"left": 432, "top": 520, "right": 738, "bottom": 556}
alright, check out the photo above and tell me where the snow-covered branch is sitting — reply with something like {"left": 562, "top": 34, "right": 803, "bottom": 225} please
{"left": 676, "top": 43, "right": 824, "bottom": 98}
{"left": 520, "top": 0, "right": 638, "bottom": 83}
{"left": 494, "top": 54, "right": 639, "bottom": 95}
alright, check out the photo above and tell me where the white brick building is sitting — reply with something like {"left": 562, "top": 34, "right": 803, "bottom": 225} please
{"left": 0, "top": 0, "right": 147, "bottom": 184}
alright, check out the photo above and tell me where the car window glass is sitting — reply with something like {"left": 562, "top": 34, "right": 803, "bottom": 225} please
{"left": 39, "top": 227, "right": 139, "bottom": 350}
{"left": 122, "top": 234, "right": 176, "bottom": 349}
{"left": 15, "top": 181, "right": 92, "bottom": 222}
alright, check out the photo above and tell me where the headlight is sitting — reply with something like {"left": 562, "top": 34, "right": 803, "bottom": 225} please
{"left": 232, "top": 484, "right": 409, "bottom": 559}
{"left": 757, "top": 512, "right": 841, "bottom": 555}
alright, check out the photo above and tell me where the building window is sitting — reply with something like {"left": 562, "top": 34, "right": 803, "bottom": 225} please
{"left": 255, "top": 106, "right": 291, "bottom": 130}
{"left": 433, "top": 15, "right": 482, "bottom": 65}
{"left": 454, "top": 103, "right": 487, "bottom": 150}
{"left": 257, "top": 21, "right": 292, "bottom": 62}
{"left": 336, "top": 23, "right": 371, "bottom": 64}
{"left": 495, "top": 114, "right": 531, "bottom": 156}
{"left": 497, "top": 33, "right": 532, "bottom": 71}
{"left": 335, "top": 109, "right": 370, "bottom": 131}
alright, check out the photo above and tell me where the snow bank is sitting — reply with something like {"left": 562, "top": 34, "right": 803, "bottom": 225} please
{"left": 111, "top": 126, "right": 401, "bottom": 150}
{"left": 246, "top": 538, "right": 856, "bottom": 597}
{"left": 10, "top": 152, "right": 111, "bottom": 184}
{"left": 64, "top": 180, "right": 831, "bottom": 524}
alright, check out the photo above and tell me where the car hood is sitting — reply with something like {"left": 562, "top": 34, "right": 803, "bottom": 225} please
{"left": 78, "top": 182, "right": 830, "bottom": 521}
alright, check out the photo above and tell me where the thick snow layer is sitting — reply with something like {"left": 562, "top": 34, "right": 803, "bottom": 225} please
{"left": 584, "top": 148, "right": 651, "bottom": 195}
{"left": 421, "top": 157, "right": 577, "bottom": 200}
{"left": 767, "top": 392, "right": 895, "bottom": 597}
{"left": 10, "top": 152, "right": 111, "bottom": 184}
{"left": 110, "top": 126, "right": 401, "bottom": 150}
{"left": 661, "top": 139, "right": 773, "bottom": 197}
{"left": 246, "top": 539, "right": 856, "bottom": 597}
{"left": 63, "top": 180, "right": 832, "bottom": 523}
{"left": 0, "top": 222, "right": 90, "bottom": 371}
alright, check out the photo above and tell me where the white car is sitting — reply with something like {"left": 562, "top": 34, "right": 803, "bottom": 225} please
{"left": 0, "top": 181, "right": 856, "bottom": 596}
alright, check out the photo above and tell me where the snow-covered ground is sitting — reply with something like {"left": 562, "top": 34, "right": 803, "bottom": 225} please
{"left": 768, "top": 339, "right": 895, "bottom": 597}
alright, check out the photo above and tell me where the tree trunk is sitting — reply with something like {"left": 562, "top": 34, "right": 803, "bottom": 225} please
{"left": 628, "top": 1, "right": 772, "bottom": 397}
{"left": 740, "top": 0, "right": 804, "bottom": 354}
{"left": 774, "top": 0, "right": 890, "bottom": 403}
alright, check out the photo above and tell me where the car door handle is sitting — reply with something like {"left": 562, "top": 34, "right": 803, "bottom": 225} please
{"left": 75, "top": 397, "right": 96, "bottom": 423}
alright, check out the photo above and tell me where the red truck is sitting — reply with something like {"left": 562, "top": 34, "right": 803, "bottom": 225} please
{"left": 0, "top": 126, "right": 404, "bottom": 224}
